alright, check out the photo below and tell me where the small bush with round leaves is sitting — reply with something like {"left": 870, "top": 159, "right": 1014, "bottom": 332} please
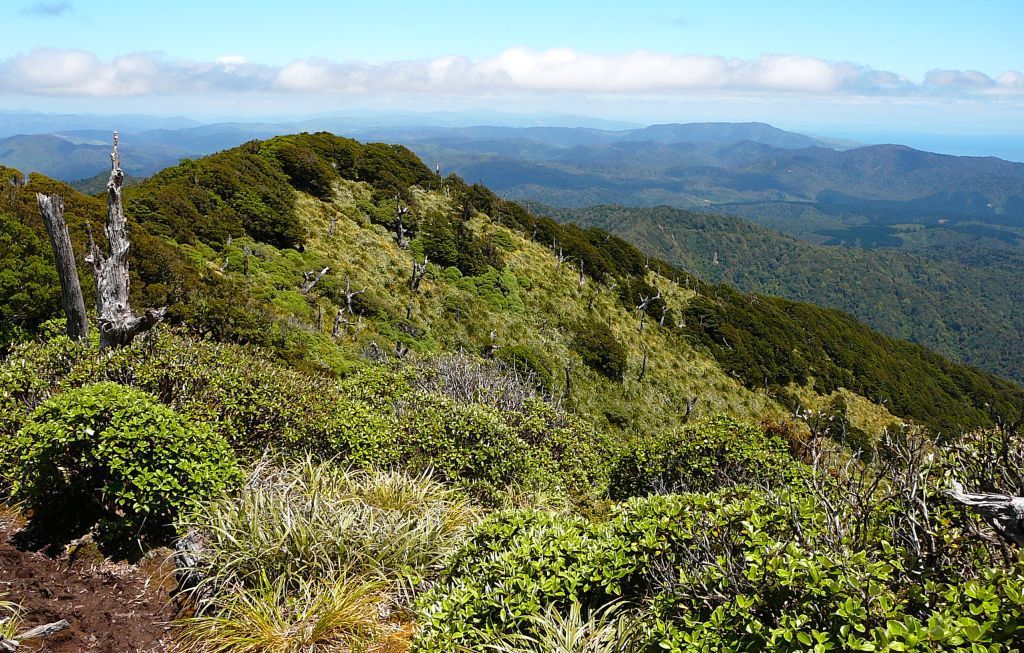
{"left": 9, "top": 382, "right": 241, "bottom": 549}
{"left": 608, "top": 416, "right": 800, "bottom": 499}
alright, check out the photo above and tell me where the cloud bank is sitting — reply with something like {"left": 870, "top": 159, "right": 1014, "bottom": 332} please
{"left": 1, "top": 47, "right": 1020, "bottom": 100}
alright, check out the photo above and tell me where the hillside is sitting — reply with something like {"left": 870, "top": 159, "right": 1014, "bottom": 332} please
{"left": 3, "top": 132, "right": 1024, "bottom": 652}
{"left": 537, "top": 203, "right": 1024, "bottom": 384}
{"left": 2, "top": 133, "right": 1022, "bottom": 437}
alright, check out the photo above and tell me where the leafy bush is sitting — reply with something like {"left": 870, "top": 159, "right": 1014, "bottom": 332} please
{"left": 497, "top": 345, "right": 556, "bottom": 394}
{"left": 608, "top": 416, "right": 800, "bottom": 499}
{"left": 414, "top": 490, "right": 1024, "bottom": 653}
{"left": 0, "top": 212, "right": 59, "bottom": 349}
{"left": 573, "top": 319, "right": 627, "bottom": 380}
{"left": 7, "top": 382, "right": 240, "bottom": 549}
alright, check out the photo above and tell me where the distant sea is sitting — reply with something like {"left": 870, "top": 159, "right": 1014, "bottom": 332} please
{"left": 828, "top": 131, "right": 1024, "bottom": 163}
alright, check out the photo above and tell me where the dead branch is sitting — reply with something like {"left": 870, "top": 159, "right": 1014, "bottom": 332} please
{"left": 36, "top": 193, "right": 89, "bottom": 340}
{"left": 300, "top": 266, "right": 330, "bottom": 294}
{"left": 947, "top": 483, "right": 1024, "bottom": 546}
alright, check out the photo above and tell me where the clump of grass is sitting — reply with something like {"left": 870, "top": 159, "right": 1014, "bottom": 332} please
{"left": 0, "top": 598, "right": 23, "bottom": 641}
{"left": 175, "top": 458, "right": 481, "bottom": 652}
{"left": 176, "top": 574, "right": 383, "bottom": 653}
{"left": 480, "top": 602, "right": 642, "bottom": 653}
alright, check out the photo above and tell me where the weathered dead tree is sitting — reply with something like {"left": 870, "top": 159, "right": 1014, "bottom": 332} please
{"left": 947, "top": 483, "right": 1024, "bottom": 546}
{"left": 635, "top": 290, "right": 661, "bottom": 333}
{"left": 681, "top": 397, "right": 698, "bottom": 422}
{"left": 86, "top": 132, "right": 165, "bottom": 348}
{"left": 578, "top": 260, "right": 585, "bottom": 288}
{"left": 333, "top": 308, "right": 345, "bottom": 339}
{"left": 243, "top": 245, "right": 251, "bottom": 276}
{"left": 587, "top": 285, "right": 601, "bottom": 311}
{"left": 36, "top": 193, "right": 89, "bottom": 340}
{"left": 637, "top": 350, "right": 649, "bottom": 383}
{"left": 341, "top": 275, "right": 364, "bottom": 313}
{"left": 395, "top": 341, "right": 409, "bottom": 359}
{"left": 395, "top": 195, "right": 410, "bottom": 249}
{"left": 659, "top": 303, "right": 669, "bottom": 327}
{"left": 411, "top": 255, "right": 429, "bottom": 293}
{"left": 300, "top": 266, "right": 330, "bottom": 294}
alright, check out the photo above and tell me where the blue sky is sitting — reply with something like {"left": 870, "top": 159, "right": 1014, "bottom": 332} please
{"left": 1, "top": 0, "right": 1022, "bottom": 136}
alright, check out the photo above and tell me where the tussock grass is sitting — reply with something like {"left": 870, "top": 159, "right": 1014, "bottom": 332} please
{"left": 479, "top": 602, "right": 642, "bottom": 653}
{"left": 175, "top": 458, "right": 481, "bottom": 652}
{"left": 176, "top": 574, "right": 383, "bottom": 653}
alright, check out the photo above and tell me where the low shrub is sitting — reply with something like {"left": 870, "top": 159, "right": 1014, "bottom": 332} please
{"left": 497, "top": 345, "right": 556, "bottom": 395}
{"left": 573, "top": 319, "right": 627, "bottom": 381}
{"left": 7, "top": 382, "right": 240, "bottom": 550}
{"left": 608, "top": 416, "right": 800, "bottom": 499}
{"left": 414, "top": 490, "right": 1024, "bottom": 653}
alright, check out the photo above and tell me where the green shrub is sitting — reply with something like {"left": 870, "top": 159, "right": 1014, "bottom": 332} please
{"left": 8, "top": 382, "right": 240, "bottom": 549}
{"left": 608, "top": 416, "right": 800, "bottom": 499}
{"left": 573, "top": 319, "right": 627, "bottom": 380}
{"left": 497, "top": 345, "right": 556, "bottom": 394}
{"left": 414, "top": 491, "right": 1024, "bottom": 653}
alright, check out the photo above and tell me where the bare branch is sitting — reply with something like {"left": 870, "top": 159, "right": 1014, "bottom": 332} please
{"left": 35, "top": 193, "right": 89, "bottom": 340}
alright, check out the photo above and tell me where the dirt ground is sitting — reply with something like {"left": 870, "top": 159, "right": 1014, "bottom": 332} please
{"left": 0, "top": 510, "right": 178, "bottom": 652}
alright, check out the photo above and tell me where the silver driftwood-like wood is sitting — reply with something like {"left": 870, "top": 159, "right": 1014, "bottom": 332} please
{"left": 35, "top": 193, "right": 89, "bottom": 340}
{"left": 947, "top": 482, "right": 1024, "bottom": 546}
{"left": 85, "top": 132, "right": 165, "bottom": 348}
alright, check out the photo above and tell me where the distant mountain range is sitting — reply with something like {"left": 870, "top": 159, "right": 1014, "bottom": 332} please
{"left": 0, "top": 119, "right": 840, "bottom": 182}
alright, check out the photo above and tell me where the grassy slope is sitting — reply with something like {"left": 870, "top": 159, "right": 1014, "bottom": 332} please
{"left": 540, "top": 203, "right": 1024, "bottom": 385}
{"left": 6, "top": 133, "right": 1023, "bottom": 436}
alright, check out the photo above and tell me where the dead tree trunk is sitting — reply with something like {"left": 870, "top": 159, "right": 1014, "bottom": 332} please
{"left": 300, "top": 266, "right": 330, "bottom": 294}
{"left": 947, "top": 482, "right": 1024, "bottom": 545}
{"left": 411, "top": 255, "right": 428, "bottom": 293}
{"left": 86, "top": 132, "right": 165, "bottom": 348}
{"left": 36, "top": 193, "right": 89, "bottom": 340}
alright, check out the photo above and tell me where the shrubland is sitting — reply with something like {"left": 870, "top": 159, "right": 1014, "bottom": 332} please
{"left": 0, "top": 133, "right": 1022, "bottom": 651}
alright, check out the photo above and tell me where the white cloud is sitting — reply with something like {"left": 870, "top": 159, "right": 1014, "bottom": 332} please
{"left": 0, "top": 47, "right": 1019, "bottom": 101}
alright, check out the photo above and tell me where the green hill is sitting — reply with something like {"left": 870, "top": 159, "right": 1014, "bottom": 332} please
{"left": 536, "top": 203, "right": 1024, "bottom": 385}
{"left": 1, "top": 132, "right": 1022, "bottom": 437}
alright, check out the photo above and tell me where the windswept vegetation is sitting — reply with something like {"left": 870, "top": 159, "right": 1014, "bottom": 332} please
{"left": 2, "top": 132, "right": 1023, "bottom": 652}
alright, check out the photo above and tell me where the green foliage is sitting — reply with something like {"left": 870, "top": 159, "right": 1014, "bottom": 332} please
{"left": 497, "top": 345, "right": 556, "bottom": 394}
{"left": 0, "top": 212, "right": 60, "bottom": 349}
{"left": 414, "top": 489, "right": 1024, "bottom": 653}
{"left": 267, "top": 141, "right": 337, "bottom": 200}
{"left": 608, "top": 416, "right": 800, "bottom": 499}
{"left": 0, "top": 332, "right": 607, "bottom": 505}
{"left": 7, "top": 382, "right": 240, "bottom": 549}
{"left": 127, "top": 147, "right": 302, "bottom": 248}
{"left": 682, "top": 286, "right": 1024, "bottom": 434}
{"left": 572, "top": 319, "right": 627, "bottom": 381}
{"left": 418, "top": 212, "right": 502, "bottom": 277}
{"left": 396, "top": 394, "right": 608, "bottom": 503}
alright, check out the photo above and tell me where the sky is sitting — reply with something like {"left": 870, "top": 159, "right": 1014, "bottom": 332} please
{"left": 1, "top": 0, "right": 1022, "bottom": 140}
